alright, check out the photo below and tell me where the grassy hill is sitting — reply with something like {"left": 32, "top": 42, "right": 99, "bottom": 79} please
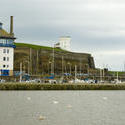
{"left": 14, "top": 42, "right": 67, "bottom": 52}
{"left": 108, "top": 71, "right": 125, "bottom": 76}
{"left": 14, "top": 42, "right": 95, "bottom": 75}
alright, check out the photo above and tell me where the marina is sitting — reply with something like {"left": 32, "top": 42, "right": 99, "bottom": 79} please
{"left": 1, "top": 0, "right": 125, "bottom": 124}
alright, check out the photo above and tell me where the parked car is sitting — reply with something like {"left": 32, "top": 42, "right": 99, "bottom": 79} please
{"left": 25, "top": 79, "right": 41, "bottom": 83}
{"left": 68, "top": 80, "right": 74, "bottom": 83}
{"left": 0, "top": 79, "right": 6, "bottom": 83}
{"left": 49, "top": 79, "right": 57, "bottom": 84}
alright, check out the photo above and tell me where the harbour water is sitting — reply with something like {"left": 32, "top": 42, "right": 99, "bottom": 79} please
{"left": 0, "top": 91, "right": 125, "bottom": 125}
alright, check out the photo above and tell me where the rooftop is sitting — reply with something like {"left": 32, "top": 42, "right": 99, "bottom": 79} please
{"left": 0, "top": 28, "right": 15, "bottom": 39}
{"left": 0, "top": 16, "right": 15, "bottom": 39}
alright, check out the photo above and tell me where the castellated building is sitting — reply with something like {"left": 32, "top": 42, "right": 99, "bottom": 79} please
{"left": 0, "top": 16, "right": 16, "bottom": 76}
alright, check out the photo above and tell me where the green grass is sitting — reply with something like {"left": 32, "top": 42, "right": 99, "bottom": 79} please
{"left": 14, "top": 42, "right": 67, "bottom": 52}
{"left": 0, "top": 83, "right": 125, "bottom": 90}
{"left": 108, "top": 71, "right": 125, "bottom": 75}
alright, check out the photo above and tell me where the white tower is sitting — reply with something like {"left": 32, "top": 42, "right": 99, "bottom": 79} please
{"left": 0, "top": 16, "right": 16, "bottom": 76}
{"left": 55, "top": 36, "right": 71, "bottom": 51}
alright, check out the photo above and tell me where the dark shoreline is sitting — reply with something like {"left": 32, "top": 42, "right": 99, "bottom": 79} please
{"left": 0, "top": 83, "right": 125, "bottom": 90}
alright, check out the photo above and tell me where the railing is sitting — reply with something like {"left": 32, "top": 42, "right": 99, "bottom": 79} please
{"left": 0, "top": 43, "right": 16, "bottom": 48}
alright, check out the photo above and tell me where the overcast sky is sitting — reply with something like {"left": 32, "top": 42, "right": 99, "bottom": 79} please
{"left": 1, "top": 0, "right": 125, "bottom": 71}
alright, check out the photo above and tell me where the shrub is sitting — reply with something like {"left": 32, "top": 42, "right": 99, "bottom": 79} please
{"left": 0, "top": 83, "right": 125, "bottom": 90}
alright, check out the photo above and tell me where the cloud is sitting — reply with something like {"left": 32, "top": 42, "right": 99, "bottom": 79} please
{"left": 1, "top": 0, "right": 125, "bottom": 70}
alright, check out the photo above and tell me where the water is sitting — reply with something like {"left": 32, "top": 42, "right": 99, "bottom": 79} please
{"left": 0, "top": 91, "right": 125, "bottom": 125}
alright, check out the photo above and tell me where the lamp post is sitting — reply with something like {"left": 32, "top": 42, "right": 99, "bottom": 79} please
{"left": 117, "top": 71, "right": 119, "bottom": 83}
{"left": 100, "top": 69, "right": 102, "bottom": 82}
{"left": 52, "top": 43, "right": 55, "bottom": 75}
{"left": 62, "top": 56, "right": 64, "bottom": 76}
{"left": 20, "top": 62, "right": 22, "bottom": 82}
{"left": 75, "top": 65, "right": 77, "bottom": 83}
{"left": 24, "top": 60, "right": 30, "bottom": 74}
{"left": 29, "top": 48, "right": 32, "bottom": 75}
{"left": 36, "top": 50, "right": 39, "bottom": 75}
{"left": 102, "top": 68, "right": 105, "bottom": 81}
{"left": 85, "top": 64, "right": 89, "bottom": 77}
{"left": 48, "top": 61, "right": 52, "bottom": 74}
{"left": 80, "top": 59, "right": 82, "bottom": 79}
{"left": 67, "top": 62, "right": 71, "bottom": 75}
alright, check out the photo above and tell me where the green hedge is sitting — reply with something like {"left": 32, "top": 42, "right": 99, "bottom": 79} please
{"left": 0, "top": 83, "right": 125, "bottom": 90}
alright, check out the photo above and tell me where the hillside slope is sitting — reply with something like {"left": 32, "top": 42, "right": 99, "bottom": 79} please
{"left": 14, "top": 43, "right": 95, "bottom": 75}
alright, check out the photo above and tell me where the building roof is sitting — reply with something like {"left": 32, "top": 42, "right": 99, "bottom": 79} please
{"left": 0, "top": 29, "right": 15, "bottom": 39}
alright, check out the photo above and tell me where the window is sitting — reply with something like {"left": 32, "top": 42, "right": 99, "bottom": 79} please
{"left": 7, "top": 65, "right": 9, "bottom": 68}
{"left": 3, "top": 65, "right": 6, "bottom": 68}
{"left": 7, "top": 49, "right": 9, "bottom": 53}
{"left": 3, "top": 49, "right": 9, "bottom": 54}
{"left": 7, "top": 57, "right": 9, "bottom": 61}
{"left": 3, "top": 57, "right": 6, "bottom": 61}
{"left": 3, "top": 49, "right": 6, "bottom": 53}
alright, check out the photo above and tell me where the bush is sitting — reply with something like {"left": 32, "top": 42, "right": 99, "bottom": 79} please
{"left": 0, "top": 83, "right": 125, "bottom": 90}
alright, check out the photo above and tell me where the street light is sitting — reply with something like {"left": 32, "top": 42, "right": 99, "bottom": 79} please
{"left": 20, "top": 62, "right": 22, "bottom": 82}
{"left": 80, "top": 59, "right": 82, "bottom": 79}
{"left": 100, "top": 69, "right": 102, "bottom": 82}
{"left": 51, "top": 42, "right": 55, "bottom": 75}
{"left": 67, "top": 62, "right": 71, "bottom": 75}
{"left": 48, "top": 61, "right": 52, "bottom": 74}
{"left": 75, "top": 65, "right": 77, "bottom": 83}
{"left": 24, "top": 60, "right": 30, "bottom": 74}
{"left": 85, "top": 64, "right": 89, "bottom": 76}
{"left": 62, "top": 56, "right": 64, "bottom": 76}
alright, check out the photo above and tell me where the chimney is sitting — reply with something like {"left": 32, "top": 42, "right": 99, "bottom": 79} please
{"left": 0, "top": 22, "right": 2, "bottom": 29}
{"left": 10, "top": 16, "right": 14, "bottom": 36}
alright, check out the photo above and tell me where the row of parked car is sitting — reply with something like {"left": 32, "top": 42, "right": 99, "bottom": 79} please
{"left": 0, "top": 78, "right": 123, "bottom": 84}
{"left": 27, "top": 79, "right": 123, "bottom": 84}
{"left": 23, "top": 79, "right": 98, "bottom": 84}
{"left": 23, "top": 79, "right": 58, "bottom": 84}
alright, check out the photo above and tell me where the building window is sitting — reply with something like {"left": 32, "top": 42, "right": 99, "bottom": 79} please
{"left": 3, "top": 57, "right": 6, "bottom": 61}
{"left": 3, "top": 49, "right": 10, "bottom": 54}
{"left": 7, "top": 57, "right": 9, "bottom": 61}
{"left": 3, "top": 65, "right": 6, "bottom": 68}
{"left": 3, "top": 49, "right": 6, "bottom": 53}
{"left": 7, "top": 49, "right": 9, "bottom": 53}
{"left": 7, "top": 65, "right": 9, "bottom": 68}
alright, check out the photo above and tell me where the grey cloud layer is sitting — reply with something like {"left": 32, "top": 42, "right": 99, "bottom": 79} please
{"left": 1, "top": 0, "right": 125, "bottom": 70}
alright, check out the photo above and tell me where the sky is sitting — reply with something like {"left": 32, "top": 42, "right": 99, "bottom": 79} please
{"left": 1, "top": 0, "right": 125, "bottom": 71}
